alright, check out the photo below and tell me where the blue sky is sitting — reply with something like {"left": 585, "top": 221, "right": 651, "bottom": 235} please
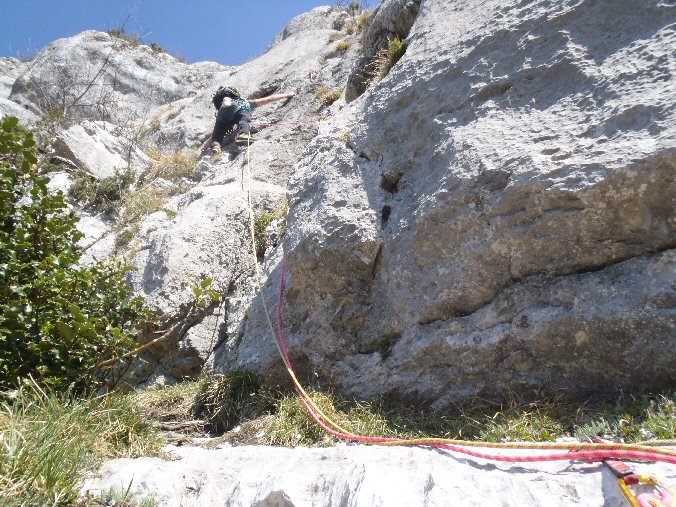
{"left": 0, "top": 1, "right": 343, "bottom": 65}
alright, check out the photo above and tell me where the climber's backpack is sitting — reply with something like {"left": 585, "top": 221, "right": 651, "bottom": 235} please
{"left": 212, "top": 86, "right": 241, "bottom": 110}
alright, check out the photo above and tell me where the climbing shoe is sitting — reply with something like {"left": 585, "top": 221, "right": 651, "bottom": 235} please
{"left": 210, "top": 142, "right": 222, "bottom": 156}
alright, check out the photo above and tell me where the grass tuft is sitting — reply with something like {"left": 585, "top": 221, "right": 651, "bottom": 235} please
{"left": 371, "top": 36, "right": 407, "bottom": 80}
{"left": 0, "top": 379, "right": 163, "bottom": 506}
{"left": 336, "top": 40, "right": 351, "bottom": 53}
{"left": 315, "top": 86, "right": 343, "bottom": 107}
{"left": 193, "top": 372, "right": 278, "bottom": 434}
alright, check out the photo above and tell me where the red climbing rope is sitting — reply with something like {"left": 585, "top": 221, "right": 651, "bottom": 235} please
{"left": 242, "top": 116, "right": 676, "bottom": 469}
{"left": 276, "top": 253, "right": 676, "bottom": 467}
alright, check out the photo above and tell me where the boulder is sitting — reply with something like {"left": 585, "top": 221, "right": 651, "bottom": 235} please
{"left": 8, "top": 31, "right": 215, "bottom": 122}
{"left": 0, "top": 57, "right": 26, "bottom": 99}
{"left": 52, "top": 120, "right": 150, "bottom": 179}
{"left": 127, "top": 179, "right": 286, "bottom": 382}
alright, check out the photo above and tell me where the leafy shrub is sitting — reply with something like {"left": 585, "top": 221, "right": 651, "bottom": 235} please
{"left": 68, "top": 168, "right": 134, "bottom": 215}
{"left": 0, "top": 117, "right": 153, "bottom": 391}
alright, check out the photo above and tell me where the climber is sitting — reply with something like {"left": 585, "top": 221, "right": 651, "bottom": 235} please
{"left": 200, "top": 86, "right": 295, "bottom": 155}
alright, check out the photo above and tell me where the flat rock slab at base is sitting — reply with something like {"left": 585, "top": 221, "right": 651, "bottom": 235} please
{"left": 82, "top": 444, "right": 676, "bottom": 506}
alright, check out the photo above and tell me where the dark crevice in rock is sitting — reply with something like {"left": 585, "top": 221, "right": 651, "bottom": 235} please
{"left": 358, "top": 332, "right": 401, "bottom": 359}
{"left": 381, "top": 205, "right": 392, "bottom": 225}
{"left": 371, "top": 243, "right": 384, "bottom": 279}
{"left": 380, "top": 173, "right": 401, "bottom": 193}
{"left": 470, "top": 81, "right": 513, "bottom": 103}
{"left": 345, "top": 0, "right": 422, "bottom": 103}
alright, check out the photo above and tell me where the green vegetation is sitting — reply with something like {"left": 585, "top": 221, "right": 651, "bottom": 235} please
{"left": 267, "top": 390, "right": 676, "bottom": 447}
{"left": 0, "top": 117, "right": 154, "bottom": 392}
{"left": 110, "top": 150, "right": 196, "bottom": 252}
{"left": 315, "top": 86, "right": 343, "bottom": 107}
{"left": 69, "top": 168, "right": 134, "bottom": 215}
{"left": 107, "top": 28, "right": 143, "bottom": 47}
{"left": 0, "top": 379, "right": 163, "bottom": 506}
{"left": 372, "top": 36, "right": 408, "bottom": 79}
{"left": 131, "top": 372, "right": 676, "bottom": 448}
{"left": 253, "top": 198, "right": 288, "bottom": 258}
{"left": 193, "top": 372, "right": 278, "bottom": 433}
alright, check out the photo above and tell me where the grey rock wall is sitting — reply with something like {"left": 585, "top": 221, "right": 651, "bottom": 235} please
{"left": 231, "top": 0, "right": 676, "bottom": 406}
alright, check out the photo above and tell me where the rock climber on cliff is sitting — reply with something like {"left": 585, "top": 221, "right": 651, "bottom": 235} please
{"left": 200, "top": 86, "right": 295, "bottom": 156}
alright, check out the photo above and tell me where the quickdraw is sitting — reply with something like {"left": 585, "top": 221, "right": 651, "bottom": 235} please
{"left": 604, "top": 460, "right": 675, "bottom": 507}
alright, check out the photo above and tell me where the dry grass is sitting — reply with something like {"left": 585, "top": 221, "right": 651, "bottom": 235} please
{"left": 315, "top": 86, "right": 343, "bottom": 107}
{"left": 140, "top": 150, "right": 196, "bottom": 185}
{"left": 370, "top": 36, "right": 407, "bottom": 80}
{"left": 336, "top": 40, "right": 351, "bottom": 53}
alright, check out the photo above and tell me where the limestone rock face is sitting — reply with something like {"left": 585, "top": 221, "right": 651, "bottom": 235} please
{"left": 0, "top": 58, "right": 37, "bottom": 123}
{"left": 0, "top": 57, "right": 26, "bottom": 99}
{"left": 8, "top": 31, "right": 221, "bottom": 123}
{"left": 345, "top": 0, "right": 421, "bottom": 103}
{"left": 81, "top": 444, "right": 676, "bottom": 507}
{"left": 124, "top": 5, "right": 363, "bottom": 383}
{"left": 231, "top": 0, "right": 676, "bottom": 406}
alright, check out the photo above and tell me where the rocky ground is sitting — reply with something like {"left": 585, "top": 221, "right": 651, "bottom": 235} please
{"left": 81, "top": 443, "right": 676, "bottom": 506}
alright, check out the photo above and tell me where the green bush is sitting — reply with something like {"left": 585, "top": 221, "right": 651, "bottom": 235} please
{"left": 68, "top": 168, "right": 134, "bottom": 215}
{"left": 0, "top": 117, "right": 153, "bottom": 392}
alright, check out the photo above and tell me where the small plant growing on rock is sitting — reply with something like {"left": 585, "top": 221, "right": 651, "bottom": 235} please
{"left": 336, "top": 40, "right": 351, "bottom": 53}
{"left": 253, "top": 198, "right": 289, "bottom": 259}
{"left": 315, "top": 86, "right": 343, "bottom": 107}
{"left": 140, "top": 150, "right": 196, "bottom": 185}
{"left": 356, "top": 10, "right": 371, "bottom": 31}
{"left": 107, "top": 28, "right": 142, "bottom": 47}
{"left": 371, "top": 36, "right": 408, "bottom": 79}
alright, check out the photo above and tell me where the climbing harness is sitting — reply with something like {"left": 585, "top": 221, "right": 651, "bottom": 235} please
{"left": 242, "top": 117, "right": 676, "bottom": 484}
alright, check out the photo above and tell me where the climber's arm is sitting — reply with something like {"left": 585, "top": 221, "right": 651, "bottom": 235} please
{"left": 249, "top": 92, "right": 296, "bottom": 108}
